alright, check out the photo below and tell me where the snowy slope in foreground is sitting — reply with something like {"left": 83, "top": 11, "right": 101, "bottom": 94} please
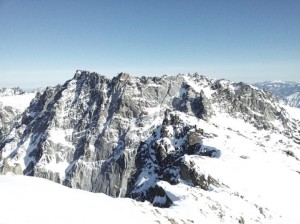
{"left": 158, "top": 111, "right": 300, "bottom": 224}
{"left": 0, "top": 175, "right": 172, "bottom": 224}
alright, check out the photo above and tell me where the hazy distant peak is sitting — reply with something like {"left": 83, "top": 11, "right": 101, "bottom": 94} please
{"left": 0, "top": 87, "right": 25, "bottom": 97}
{"left": 254, "top": 81, "right": 300, "bottom": 108}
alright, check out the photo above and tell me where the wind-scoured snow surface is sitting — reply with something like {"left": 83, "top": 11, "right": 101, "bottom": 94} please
{"left": 1, "top": 72, "right": 300, "bottom": 223}
{"left": 0, "top": 175, "right": 172, "bottom": 224}
{"left": 174, "top": 111, "right": 300, "bottom": 223}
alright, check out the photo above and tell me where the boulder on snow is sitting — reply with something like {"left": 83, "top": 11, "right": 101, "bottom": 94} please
{"left": 0, "top": 158, "right": 23, "bottom": 175}
{"left": 180, "top": 160, "right": 213, "bottom": 190}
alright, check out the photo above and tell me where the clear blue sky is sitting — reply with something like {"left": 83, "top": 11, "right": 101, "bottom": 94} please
{"left": 1, "top": 0, "right": 299, "bottom": 88}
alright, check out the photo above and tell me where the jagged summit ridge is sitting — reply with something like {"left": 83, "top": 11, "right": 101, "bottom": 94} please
{"left": 0, "top": 71, "right": 295, "bottom": 178}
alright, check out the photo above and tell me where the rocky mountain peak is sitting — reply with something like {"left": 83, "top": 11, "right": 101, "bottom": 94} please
{"left": 0, "top": 71, "right": 299, "bottom": 211}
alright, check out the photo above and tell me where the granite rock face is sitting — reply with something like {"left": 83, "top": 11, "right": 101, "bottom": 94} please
{"left": 0, "top": 104, "right": 19, "bottom": 142}
{"left": 212, "top": 80, "right": 285, "bottom": 130}
{"left": 0, "top": 71, "right": 298, "bottom": 207}
{"left": 126, "top": 111, "right": 221, "bottom": 206}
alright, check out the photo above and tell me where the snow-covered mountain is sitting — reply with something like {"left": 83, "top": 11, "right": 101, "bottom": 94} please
{"left": 254, "top": 81, "right": 300, "bottom": 108}
{"left": 1, "top": 71, "right": 300, "bottom": 223}
{"left": 0, "top": 87, "right": 25, "bottom": 97}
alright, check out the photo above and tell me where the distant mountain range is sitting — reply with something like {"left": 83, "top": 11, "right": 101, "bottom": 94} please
{"left": 0, "top": 87, "right": 35, "bottom": 142}
{"left": 254, "top": 81, "right": 300, "bottom": 108}
{"left": 0, "top": 87, "right": 25, "bottom": 97}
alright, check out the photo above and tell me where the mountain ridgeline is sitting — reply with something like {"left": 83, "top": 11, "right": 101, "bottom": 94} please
{"left": 0, "top": 71, "right": 299, "bottom": 208}
{"left": 254, "top": 81, "right": 300, "bottom": 108}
